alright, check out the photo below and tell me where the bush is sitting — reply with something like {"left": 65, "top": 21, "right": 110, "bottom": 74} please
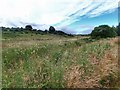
{"left": 91, "top": 25, "right": 117, "bottom": 39}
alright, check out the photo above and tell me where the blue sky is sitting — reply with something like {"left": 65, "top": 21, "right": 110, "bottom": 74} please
{"left": 63, "top": 8, "right": 118, "bottom": 34}
{"left": 0, "top": 0, "right": 119, "bottom": 34}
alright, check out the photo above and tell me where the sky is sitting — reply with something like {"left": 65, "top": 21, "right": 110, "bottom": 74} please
{"left": 0, "top": 0, "right": 119, "bottom": 34}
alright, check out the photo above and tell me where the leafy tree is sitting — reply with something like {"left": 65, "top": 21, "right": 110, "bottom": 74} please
{"left": 118, "top": 23, "right": 120, "bottom": 36}
{"left": 91, "top": 25, "right": 117, "bottom": 39}
{"left": 49, "top": 26, "right": 55, "bottom": 33}
{"left": 32, "top": 29, "right": 37, "bottom": 31}
{"left": 116, "top": 23, "right": 120, "bottom": 36}
{"left": 44, "top": 29, "right": 48, "bottom": 34}
{"left": 25, "top": 25, "right": 32, "bottom": 31}
{"left": 56, "top": 31, "right": 66, "bottom": 35}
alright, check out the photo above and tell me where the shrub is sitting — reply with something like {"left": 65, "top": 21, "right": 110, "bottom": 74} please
{"left": 91, "top": 25, "right": 117, "bottom": 39}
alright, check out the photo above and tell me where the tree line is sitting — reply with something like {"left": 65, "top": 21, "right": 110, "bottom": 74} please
{"left": 1, "top": 25, "right": 73, "bottom": 37}
{"left": 1, "top": 23, "right": 120, "bottom": 38}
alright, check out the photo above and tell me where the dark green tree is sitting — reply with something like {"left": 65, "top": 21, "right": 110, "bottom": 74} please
{"left": 49, "top": 26, "right": 55, "bottom": 33}
{"left": 25, "top": 25, "right": 32, "bottom": 31}
{"left": 44, "top": 29, "right": 48, "bottom": 34}
{"left": 91, "top": 25, "right": 117, "bottom": 39}
{"left": 116, "top": 23, "right": 120, "bottom": 36}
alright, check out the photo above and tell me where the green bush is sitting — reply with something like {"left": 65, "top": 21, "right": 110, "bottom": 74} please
{"left": 91, "top": 25, "right": 117, "bottom": 39}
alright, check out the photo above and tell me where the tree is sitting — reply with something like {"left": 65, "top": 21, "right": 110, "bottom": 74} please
{"left": 44, "top": 29, "right": 48, "bottom": 34}
{"left": 25, "top": 25, "right": 32, "bottom": 31}
{"left": 116, "top": 23, "right": 120, "bottom": 36}
{"left": 91, "top": 25, "right": 117, "bottom": 39}
{"left": 118, "top": 23, "right": 120, "bottom": 36}
{"left": 49, "top": 26, "right": 55, "bottom": 33}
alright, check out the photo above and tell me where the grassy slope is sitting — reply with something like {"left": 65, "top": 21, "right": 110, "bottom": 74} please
{"left": 2, "top": 31, "right": 119, "bottom": 88}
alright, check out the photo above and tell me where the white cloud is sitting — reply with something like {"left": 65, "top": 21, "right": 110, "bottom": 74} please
{"left": 58, "top": 25, "right": 94, "bottom": 34}
{"left": 89, "top": 0, "right": 119, "bottom": 17}
{"left": 0, "top": 0, "right": 119, "bottom": 28}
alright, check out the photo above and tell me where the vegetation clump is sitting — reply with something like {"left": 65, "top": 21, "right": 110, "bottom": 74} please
{"left": 49, "top": 26, "right": 56, "bottom": 33}
{"left": 2, "top": 25, "right": 73, "bottom": 37}
{"left": 116, "top": 22, "right": 120, "bottom": 36}
{"left": 91, "top": 25, "right": 117, "bottom": 39}
{"left": 25, "top": 25, "right": 33, "bottom": 31}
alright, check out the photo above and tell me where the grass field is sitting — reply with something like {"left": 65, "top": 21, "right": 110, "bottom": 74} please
{"left": 2, "top": 31, "right": 119, "bottom": 88}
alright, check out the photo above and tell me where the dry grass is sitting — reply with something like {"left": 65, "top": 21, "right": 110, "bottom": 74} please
{"left": 2, "top": 33, "right": 119, "bottom": 88}
{"left": 63, "top": 37, "right": 119, "bottom": 88}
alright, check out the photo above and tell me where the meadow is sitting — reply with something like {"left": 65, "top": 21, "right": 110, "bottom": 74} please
{"left": 2, "top": 31, "right": 119, "bottom": 88}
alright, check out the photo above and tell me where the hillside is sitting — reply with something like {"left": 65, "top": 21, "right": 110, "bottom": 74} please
{"left": 2, "top": 30, "right": 119, "bottom": 88}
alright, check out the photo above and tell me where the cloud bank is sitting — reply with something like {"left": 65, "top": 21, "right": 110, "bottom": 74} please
{"left": 0, "top": 0, "right": 119, "bottom": 33}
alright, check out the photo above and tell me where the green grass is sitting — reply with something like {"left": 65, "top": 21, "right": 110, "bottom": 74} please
{"left": 2, "top": 31, "right": 118, "bottom": 88}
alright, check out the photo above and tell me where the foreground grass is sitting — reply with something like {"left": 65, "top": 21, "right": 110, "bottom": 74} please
{"left": 2, "top": 33, "right": 119, "bottom": 88}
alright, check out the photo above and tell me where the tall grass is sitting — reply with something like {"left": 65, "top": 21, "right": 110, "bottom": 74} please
{"left": 2, "top": 35, "right": 115, "bottom": 88}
